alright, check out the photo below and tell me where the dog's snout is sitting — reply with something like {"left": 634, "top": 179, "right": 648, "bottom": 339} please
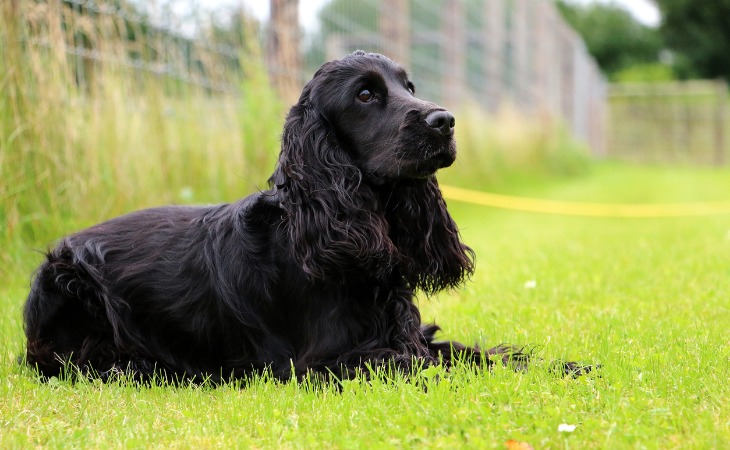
{"left": 425, "top": 110, "right": 455, "bottom": 136}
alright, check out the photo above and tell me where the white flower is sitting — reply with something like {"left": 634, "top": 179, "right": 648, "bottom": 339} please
{"left": 558, "top": 424, "right": 577, "bottom": 433}
{"left": 524, "top": 280, "right": 537, "bottom": 289}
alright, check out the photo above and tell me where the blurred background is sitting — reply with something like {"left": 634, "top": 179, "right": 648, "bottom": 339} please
{"left": 1, "top": 0, "right": 729, "bottom": 276}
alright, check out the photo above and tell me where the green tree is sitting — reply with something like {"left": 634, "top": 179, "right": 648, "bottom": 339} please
{"left": 556, "top": 0, "right": 663, "bottom": 80}
{"left": 655, "top": 0, "right": 730, "bottom": 80}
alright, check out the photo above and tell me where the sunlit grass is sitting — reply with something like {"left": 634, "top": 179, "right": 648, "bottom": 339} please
{"left": 3, "top": 165, "right": 729, "bottom": 449}
{"left": 441, "top": 105, "right": 592, "bottom": 191}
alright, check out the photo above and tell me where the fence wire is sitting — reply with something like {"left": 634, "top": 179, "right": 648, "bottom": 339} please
{"left": 607, "top": 80, "right": 728, "bottom": 165}
{"left": 18, "top": 0, "right": 243, "bottom": 95}
{"left": 290, "top": 0, "right": 606, "bottom": 153}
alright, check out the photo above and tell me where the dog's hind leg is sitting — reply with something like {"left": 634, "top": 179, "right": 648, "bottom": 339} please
{"left": 23, "top": 248, "right": 116, "bottom": 378}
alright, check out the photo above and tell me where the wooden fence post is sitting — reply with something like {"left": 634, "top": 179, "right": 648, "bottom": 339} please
{"left": 267, "top": 0, "right": 301, "bottom": 104}
{"left": 484, "top": 0, "right": 504, "bottom": 111}
{"left": 443, "top": 0, "right": 465, "bottom": 105}
{"left": 379, "top": 0, "right": 409, "bottom": 69}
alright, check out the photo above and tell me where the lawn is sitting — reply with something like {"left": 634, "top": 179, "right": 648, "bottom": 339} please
{"left": 2, "top": 163, "right": 729, "bottom": 449}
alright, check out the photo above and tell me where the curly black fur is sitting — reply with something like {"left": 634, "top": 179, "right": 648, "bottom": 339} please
{"left": 22, "top": 51, "right": 490, "bottom": 382}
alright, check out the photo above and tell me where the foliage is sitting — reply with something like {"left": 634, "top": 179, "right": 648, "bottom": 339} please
{"left": 556, "top": 0, "right": 663, "bottom": 80}
{"left": 655, "top": 0, "right": 730, "bottom": 81}
{"left": 205, "top": 6, "right": 260, "bottom": 50}
{"left": 612, "top": 62, "right": 675, "bottom": 83}
{"left": 440, "top": 106, "right": 591, "bottom": 190}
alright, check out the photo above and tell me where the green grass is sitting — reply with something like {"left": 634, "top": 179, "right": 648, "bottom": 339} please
{"left": 2, "top": 163, "right": 730, "bottom": 449}
{"left": 3, "top": 3, "right": 730, "bottom": 448}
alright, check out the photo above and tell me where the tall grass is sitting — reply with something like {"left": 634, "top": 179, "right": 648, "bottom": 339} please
{"left": 0, "top": 1, "right": 284, "bottom": 279}
{"left": 442, "top": 105, "right": 591, "bottom": 191}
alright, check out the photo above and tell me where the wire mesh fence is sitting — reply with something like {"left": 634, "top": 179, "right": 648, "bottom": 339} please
{"left": 12, "top": 0, "right": 608, "bottom": 154}
{"left": 607, "top": 80, "right": 728, "bottom": 165}
{"left": 15, "top": 0, "right": 245, "bottom": 96}
{"left": 292, "top": 0, "right": 606, "bottom": 154}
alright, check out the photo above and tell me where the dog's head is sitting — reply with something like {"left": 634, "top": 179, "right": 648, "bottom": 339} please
{"left": 271, "top": 51, "right": 472, "bottom": 290}
{"left": 297, "top": 50, "right": 456, "bottom": 182}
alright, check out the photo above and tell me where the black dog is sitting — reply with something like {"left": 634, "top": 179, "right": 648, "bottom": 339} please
{"left": 23, "top": 51, "right": 490, "bottom": 383}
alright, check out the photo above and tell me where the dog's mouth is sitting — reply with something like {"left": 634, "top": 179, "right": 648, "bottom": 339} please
{"left": 406, "top": 154, "right": 454, "bottom": 179}
{"left": 407, "top": 116, "right": 457, "bottom": 176}
{"left": 365, "top": 149, "right": 454, "bottom": 184}
{"left": 428, "top": 147, "right": 457, "bottom": 169}
{"left": 404, "top": 138, "right": 457, "bottom": 179}
{"left": 361, "top": 120, "right": 457, "bottom": 182}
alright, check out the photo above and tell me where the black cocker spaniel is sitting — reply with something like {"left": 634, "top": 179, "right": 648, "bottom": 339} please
{"left": 23, "top": 51, "right": 500, "bottom": 383}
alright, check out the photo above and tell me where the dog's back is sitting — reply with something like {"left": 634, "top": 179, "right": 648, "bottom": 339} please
{"left": 23, "top": 198, "right": 277, "bottom": 380}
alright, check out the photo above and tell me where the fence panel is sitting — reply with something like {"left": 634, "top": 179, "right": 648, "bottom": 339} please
{"left": 607, "top": 81, "right": 728, "bottom": 165}
{"left": 302, "top": 0, "right": 606, "bottom": 153}
{"left": 17, "top": 0, "right": 244, "bottom": 96}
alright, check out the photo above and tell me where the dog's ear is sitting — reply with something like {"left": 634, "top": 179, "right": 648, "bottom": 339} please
{"left": 386, "top": 178, "right": 475, "bottom": 294}
{"left": 269, "top": 97, "right": 396, "bottom": 281}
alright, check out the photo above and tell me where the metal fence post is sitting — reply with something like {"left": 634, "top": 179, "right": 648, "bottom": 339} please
{"left": 267, "top": 0, "right": 301, "bottom": 104}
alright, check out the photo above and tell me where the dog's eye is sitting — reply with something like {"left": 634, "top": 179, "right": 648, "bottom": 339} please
{"left": 407, "top": 83, "right": 415, "bottom": 95}
{"left": 357, "top": 89, "right": 374, "bottom": 103}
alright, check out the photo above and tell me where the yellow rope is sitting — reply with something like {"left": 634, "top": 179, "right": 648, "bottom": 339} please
{"left": 440, "top": 185, "right": 730, "bottom": 218}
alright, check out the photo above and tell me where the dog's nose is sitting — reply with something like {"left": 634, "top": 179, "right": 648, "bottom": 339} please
{"left": 425, "top": 110, "right": 455, "bottom": 136}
